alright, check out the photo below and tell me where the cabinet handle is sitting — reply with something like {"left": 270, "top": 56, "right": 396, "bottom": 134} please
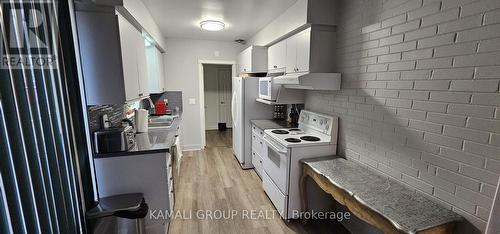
{"left": 260, "top": 141, "right": 263, "bottom": 145}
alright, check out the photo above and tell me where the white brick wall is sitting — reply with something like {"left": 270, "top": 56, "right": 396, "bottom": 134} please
{"left": 306, "top": 0, "right": 500, "bottom": 232}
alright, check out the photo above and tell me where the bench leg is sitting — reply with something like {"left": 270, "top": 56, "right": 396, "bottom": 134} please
{"left": 300, "top": 168, "right": 309, "bottom": 225}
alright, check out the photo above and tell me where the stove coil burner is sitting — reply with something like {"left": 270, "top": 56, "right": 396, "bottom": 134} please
{"left": 300, "top": 136, "right": 321, "bottom": 142}
{"left": 285, "top": 138, "right": 301, "bottom": 143}
{"left": 288, "top": 128, "right": 302, "bottom": 132}
{"left": 271, "top": 130, "right": 289, "bottom": 134}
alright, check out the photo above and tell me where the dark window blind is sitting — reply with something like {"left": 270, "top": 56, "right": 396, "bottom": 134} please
{"left": 0, "top": 0, "right": 90, "bottom": 233}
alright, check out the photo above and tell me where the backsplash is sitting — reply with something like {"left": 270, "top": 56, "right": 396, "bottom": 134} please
{"left": 150, "top": 91, "right": 183, "bottom": 113}
{"left": 87, "top": 104, "right": 125, "bottom": 133}
{"left": 87, "top": 91, "right": 183, "bottom": 133}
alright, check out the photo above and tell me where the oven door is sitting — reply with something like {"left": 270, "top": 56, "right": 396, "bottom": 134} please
{"left": 262, "top": 135, "right": 289, "bottom": 195}
{"left": 258, "top": 78, "right": 272, "bottom": 100}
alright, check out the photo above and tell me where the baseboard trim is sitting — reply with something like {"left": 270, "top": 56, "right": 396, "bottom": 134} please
{"left": 182, "top": 144, "right": 202, "bottom": 151}
{"left": 206, "top": 126, "right": 218, "bottom": 131}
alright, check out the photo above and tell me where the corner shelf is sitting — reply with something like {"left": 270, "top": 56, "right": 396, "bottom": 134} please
{"left": 256, "top": 98, "right": 304, "bottom": 105}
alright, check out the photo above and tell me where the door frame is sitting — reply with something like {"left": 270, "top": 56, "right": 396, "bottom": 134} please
{"left": 198, "top": 60, "right": 236, "bottom": 148}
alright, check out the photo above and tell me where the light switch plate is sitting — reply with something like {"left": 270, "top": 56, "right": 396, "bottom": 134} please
{"left": 189, "top": 98, "right": 196, "bottom": 105}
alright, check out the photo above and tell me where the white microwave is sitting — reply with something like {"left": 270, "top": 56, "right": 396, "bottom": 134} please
{"left": 259, "top": 77, "right": 280, "bottom": 101}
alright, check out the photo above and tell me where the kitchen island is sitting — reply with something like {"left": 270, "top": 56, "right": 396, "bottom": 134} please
{"left": 93, "top": 115, "right": 181, "bottom": 234}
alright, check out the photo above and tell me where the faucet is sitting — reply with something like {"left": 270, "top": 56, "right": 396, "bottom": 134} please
{"left": 139, "top": 97, "right": 156, "bottom": 115}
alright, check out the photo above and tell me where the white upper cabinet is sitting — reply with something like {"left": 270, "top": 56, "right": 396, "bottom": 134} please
{"left": 118, "top": 14, "right": 149, "bottom": 101}
{"left": 136, "top": 34, "right": 149, "bottom": 98}
{"left": 238, "top": 48, "right": 251, "bottom": 73}
{"left": 295, "top": 29, "right": 311, "bottom": 72}
{"left": 147, "top": 46, "right": 166, "bottom": 93}
{"left": 118, "top": 14, "right": 140, "bottom": 101}
{"left": 268, "top": 26, "right": 336, "bottom": 75}
{"left": 268, "top": 40, "right": 286, "bottom": 70}
{"left": 237, "top": 46, "right": 267, "bottom": 74}
{"left": 285, "top": 28, "right": 310, "bottom": 73}
{"left": 156, "top": 49, "right": 165, "bottom": 92}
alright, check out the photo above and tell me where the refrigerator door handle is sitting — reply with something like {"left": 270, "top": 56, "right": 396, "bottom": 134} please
{"left": 231, "top": 90, "right": 237, "bottom": 127}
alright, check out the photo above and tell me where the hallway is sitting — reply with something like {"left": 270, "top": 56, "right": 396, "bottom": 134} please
{"left": 169, "top": 130, "right": 349, "bottom": 234}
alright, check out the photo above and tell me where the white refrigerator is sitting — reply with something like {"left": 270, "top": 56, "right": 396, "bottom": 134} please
{"left": 232, "top": 77, "right": 273, "bottom": 169}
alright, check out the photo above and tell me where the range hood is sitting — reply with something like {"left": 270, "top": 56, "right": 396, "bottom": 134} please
{"left": 273, "top": 72, "right": 341, "bottom": 90}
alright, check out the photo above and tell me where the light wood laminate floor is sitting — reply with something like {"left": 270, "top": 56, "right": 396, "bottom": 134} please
{"left": 169, "top": 130, "right": 349, "bottom": 234}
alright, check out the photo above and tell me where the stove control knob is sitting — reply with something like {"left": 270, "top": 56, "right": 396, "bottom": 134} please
{"left": 320, "top": 120, "right": 324, "bottom": 125}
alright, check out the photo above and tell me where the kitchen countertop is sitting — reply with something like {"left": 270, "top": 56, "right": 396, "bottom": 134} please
{"left": 94, "top": 115, "right": 181, "bottom": 158}
{"left": 250, "top": 119, "right": 297, "bottom": 130}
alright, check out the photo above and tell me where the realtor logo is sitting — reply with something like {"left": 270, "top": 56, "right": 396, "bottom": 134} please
{"left": 1, "top": 0, "right": 57, "bottom": 69}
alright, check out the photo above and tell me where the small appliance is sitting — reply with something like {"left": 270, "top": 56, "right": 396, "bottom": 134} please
{"left": 94, "top": 126, "right": 135, "bottom": 154}
{"left": 258, "top": 77, "right": 279, "bottom": 101}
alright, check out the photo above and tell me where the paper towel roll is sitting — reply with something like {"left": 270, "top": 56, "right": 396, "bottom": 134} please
{"left": 135, "top": 109, "right": 149, "bottom": 133}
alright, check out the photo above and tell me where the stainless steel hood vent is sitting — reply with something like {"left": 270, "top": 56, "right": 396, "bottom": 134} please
{"left": 273, "top": 72, "right": 341, "bottom": 90}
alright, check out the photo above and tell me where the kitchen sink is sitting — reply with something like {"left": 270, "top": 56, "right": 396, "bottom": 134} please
{"left": 148, "top": 115, "right": 177, "bottom": 129}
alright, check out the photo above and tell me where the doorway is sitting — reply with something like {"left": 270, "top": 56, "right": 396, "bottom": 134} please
{"left": 202, "top": 64, "right": 233, "bottom": 147}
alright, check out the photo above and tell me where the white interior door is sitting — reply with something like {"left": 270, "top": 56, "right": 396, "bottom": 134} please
{"left": 218, "top": 68, "right": 232, "bottom": 128}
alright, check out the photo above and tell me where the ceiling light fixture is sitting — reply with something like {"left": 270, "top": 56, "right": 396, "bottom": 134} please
{"left": 200, "top": 20, "right": 225, "bottom": 31}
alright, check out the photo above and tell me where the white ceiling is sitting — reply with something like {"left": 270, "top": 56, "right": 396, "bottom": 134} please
{"left": 141, "top": 0, "right": 298, "bottom": 41}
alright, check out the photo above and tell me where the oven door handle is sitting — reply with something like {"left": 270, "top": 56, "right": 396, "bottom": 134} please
{"left": 263, "top": 136, "right": 287, "bottom": 154}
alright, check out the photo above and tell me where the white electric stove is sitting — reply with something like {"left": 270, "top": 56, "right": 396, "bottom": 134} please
{"left": 262, "top": 110, "right": 338, "bottom": 219}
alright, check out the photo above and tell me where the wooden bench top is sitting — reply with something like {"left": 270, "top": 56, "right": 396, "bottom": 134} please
{"left": 300, "top": 157, "right": 463, "bottom": 234}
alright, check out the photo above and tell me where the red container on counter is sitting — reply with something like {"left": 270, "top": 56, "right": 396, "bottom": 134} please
{"left": 155, "top": 100, "right": 167, "bottom": 115}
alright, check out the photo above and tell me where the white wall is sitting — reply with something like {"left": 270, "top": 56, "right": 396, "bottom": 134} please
{"left": 164, "top": 38, "right": 243, "bottom": 150}
{"left": 246, "top": 0, "right": 308, "bottom": 46}
{"left": 306, "top": 0, "right": 500, "bottom": 232}
{"left": 245, "top": 0, "right": 338, "bottom": 47}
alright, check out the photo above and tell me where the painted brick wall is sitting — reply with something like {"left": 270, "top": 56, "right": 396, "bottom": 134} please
{"left": 305, "top": 0, "right": 500, "bottom": 232}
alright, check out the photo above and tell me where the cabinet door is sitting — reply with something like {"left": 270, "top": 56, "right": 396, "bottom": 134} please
{"left": 147, "top": 46, "right": 165, "bottom": 93}
{"left": 135, "top": 32, "right": 149, "bottom": 97}
{"left": 156, "top": 49, "right": 165, "bottom": 92}
{"left": 296, "top": 29, "right": 311, "bottom": 73}
{"left": 268, "top": 41, "right": 286, "bottom": 70}
{"left": 238, "top": 47, "right": 251, "bottom": 73}
{"left": 285, "top": 35, "right": 297, "bottom": 73}
{"left": 146, "top": 46, "right": 159, "bottom": 93}
{"left": 118, "top": 15, "right": 140, "bottom": 101}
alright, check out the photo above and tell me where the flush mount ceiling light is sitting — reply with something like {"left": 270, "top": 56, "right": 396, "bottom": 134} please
{"left": 200, "top": 20, "right": 225, "bottom": 31}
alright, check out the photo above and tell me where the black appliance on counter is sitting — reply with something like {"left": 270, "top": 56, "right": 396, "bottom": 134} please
{"left": 93, "top": 126, "right": 135, "bottom": 154}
